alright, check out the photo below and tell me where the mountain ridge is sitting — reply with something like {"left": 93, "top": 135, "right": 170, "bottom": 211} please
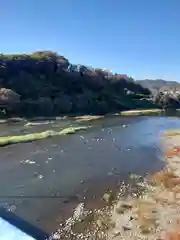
{"left": 136, "top": 79, "right": 180, "bottom": 92}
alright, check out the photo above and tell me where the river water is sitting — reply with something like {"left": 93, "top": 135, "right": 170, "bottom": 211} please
{"left": 0, "top": 115, "right": 180, "bottom": 235}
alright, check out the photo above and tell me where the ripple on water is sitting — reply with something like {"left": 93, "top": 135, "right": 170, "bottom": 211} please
{"left": 1, "top": 116, "right": 180, "bottom": 233}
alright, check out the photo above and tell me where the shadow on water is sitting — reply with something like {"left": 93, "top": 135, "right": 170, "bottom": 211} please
{"left": 1, "top": 114, "right": 180, "bottom": 234}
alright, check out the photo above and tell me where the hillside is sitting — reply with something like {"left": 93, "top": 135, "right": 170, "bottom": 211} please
{"left": 0, "top": 51, "right": 157, "bottom": 118}
{"left": 137, "top": 79, "right": 180, "bottom": 93}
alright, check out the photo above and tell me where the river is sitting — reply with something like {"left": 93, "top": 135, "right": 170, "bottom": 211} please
{"left": 0, "top": 115, "right": 180, "bottom": 235}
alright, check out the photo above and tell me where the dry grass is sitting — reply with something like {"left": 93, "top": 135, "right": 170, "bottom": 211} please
{"left": 120, "top": 109, "right": 163, "bottom": 116}
{"left": 151, "top": 146, "right": 180, "bottom": 187}
{"left": 25, "top": 121, "right": 54, "bottom": 126}
{"left": 150, "top": 171, "right": 178, "bottom": 189}
{"left": 166, "top": 147, "right": 180, "bottom": 158}
{"left": 134, "top": 199, "right": 157, "bottom": 234}
{"left": 164, "top": 232, "right": 180, "bottom": 240}
{"left": 164, "top": 131, "right": 180, "bottom": 137}
{"left": 0, "top": 126, "right": 89, "bottom": 146}
{"left": 115, "top": 202, "right": 133, "bottom": 214}
{"left": 96, "top": 213, "right": 115, "bottom": 232}
{"left": 74, "top": 115, "right": 104, "bottom": 122}
{"left": 70, "top": 210, "right": 114, "bottom": 240}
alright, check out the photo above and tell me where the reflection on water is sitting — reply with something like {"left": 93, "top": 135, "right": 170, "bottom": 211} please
{"left": 0, "top": 115, "right": 180, "bottom": 233}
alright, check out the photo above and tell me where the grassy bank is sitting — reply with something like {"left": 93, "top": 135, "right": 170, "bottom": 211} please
{"left": 119, "top": 108, "right": 163, "bottom": 116}
{"left": 73, "top": 115, "right": 104, "bottom": 122}
{"left": 0, "top": 126, "right": 89, "bottom": 146}
{"left": 53, "top": 129, "right": 180, "bottom": 239}
{"left": 164, "top": 129, "right": 180, "bottom": 137}
{"left": 0, "top": 109, "right": 164, "bottom": 124}
{"left": 0, "top": 109, "right": 165, "bottom": 125}
{"left": 0, "top": 116, "right": 69, "bottom": 124}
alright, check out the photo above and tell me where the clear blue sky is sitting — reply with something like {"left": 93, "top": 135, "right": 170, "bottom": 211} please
{"left": 1, "top": 0, "right": 180, "bottom": 80}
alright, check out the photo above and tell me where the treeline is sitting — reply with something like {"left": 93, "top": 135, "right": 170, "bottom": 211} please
{"left": 0, "top": 51, "right": 158, "bottom": 117}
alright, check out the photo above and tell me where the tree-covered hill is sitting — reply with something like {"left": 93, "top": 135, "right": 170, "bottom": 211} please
{"left": 0, "top": 51, "right": 163, "bottom": 117}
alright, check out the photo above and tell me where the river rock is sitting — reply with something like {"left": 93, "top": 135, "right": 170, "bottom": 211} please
{"left": 103, "top": 192, "right": 114, "bottom": 203}
{"left": 0, "top": 88, "right": 20, "bottom": 105}
{"left": 115, "top": 201, "right": 133, "bottom": 214}
{"left": 73, "top": 203, "right": 85, "bottom": 220}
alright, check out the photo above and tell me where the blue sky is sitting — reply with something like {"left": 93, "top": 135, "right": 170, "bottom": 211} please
{"left": 1, "top": 0, "right": 180, "bottom": 80}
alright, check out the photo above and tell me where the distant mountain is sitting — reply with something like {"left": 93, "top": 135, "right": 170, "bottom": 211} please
{"left": 136, "top": 79, "right": 180, "bottom": 93}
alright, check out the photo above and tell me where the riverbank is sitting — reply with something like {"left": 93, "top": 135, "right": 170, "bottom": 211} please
{"left": 119, "top": 108, "right": 164, "bottom": 116}
{"left": 0, "top": 110, "right": 163, "bottom": 125}
{"left": 0, "top": 115, "right": 103, "bottom": 124}
{"left": 50, "top": 129, "right": 180, "bottom": 240}
{"left": 1, "top": 109, "right": 179, "bottom": 125}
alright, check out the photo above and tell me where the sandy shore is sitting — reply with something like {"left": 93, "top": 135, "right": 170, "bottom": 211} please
{"left": 49, "top": 129, "right": 180, "bottom": 240}
{"left": 108, "top": 130, "right": 180, "bottom": 240}
{"left": 73, "top": 115, "right": 104, "bottom": 122}
{"left": 119, "top": 109, "right": 163, "bottom": 116}
{"left": 107, "top": 130, "right": 180, "bottom": 240}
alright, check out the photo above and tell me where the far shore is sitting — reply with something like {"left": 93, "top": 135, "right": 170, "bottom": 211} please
{"left": 119, "top": 108, "right": 164, "bottom": 116}
{"left": 0, "top": 109, "right": 166, "bottom": 124}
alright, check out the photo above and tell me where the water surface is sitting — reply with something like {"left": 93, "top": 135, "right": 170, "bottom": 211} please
{"left": 0, "top": 115, "right": 180, "bottom": 233}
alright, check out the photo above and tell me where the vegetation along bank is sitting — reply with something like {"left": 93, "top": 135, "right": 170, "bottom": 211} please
{"left": 1, "top": 51, "right": 180, "bottom": 118}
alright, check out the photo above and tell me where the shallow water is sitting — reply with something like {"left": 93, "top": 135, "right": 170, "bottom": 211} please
{"left": 0, "top": 116, "right": 180, "bottom": 234}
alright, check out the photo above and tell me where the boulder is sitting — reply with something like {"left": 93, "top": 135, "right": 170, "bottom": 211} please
{"left": 0, "top": 88, "right": 20, "bottom": 105}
